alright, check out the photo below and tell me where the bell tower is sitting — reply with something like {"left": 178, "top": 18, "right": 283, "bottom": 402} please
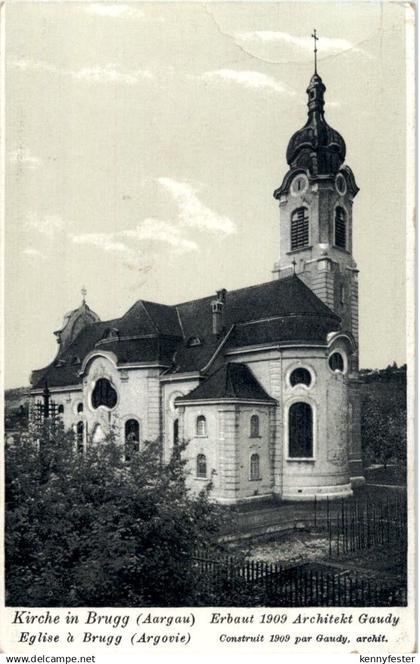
{"left": 272, "top": 35, "right": 364, "bottom": 484}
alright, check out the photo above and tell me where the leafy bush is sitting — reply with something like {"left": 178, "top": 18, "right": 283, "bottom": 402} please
{"left": 5, "top": 419, "right": 228, "bottom": 607}
{"left": 361, "top": 391, "right": 406, "bottom": 470}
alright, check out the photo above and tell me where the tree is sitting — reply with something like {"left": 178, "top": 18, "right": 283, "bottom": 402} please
{"left": 361, "top": 391, "right": 406, "bottom": 471}
{"left": 5, "top": 418, "right": 229, "bottom": 607}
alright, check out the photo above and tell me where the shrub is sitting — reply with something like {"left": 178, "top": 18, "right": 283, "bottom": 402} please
{"left": 5, "top": 419, "right": 228, "bottom": 606}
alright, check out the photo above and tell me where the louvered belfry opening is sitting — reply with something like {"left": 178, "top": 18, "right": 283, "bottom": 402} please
{"left": 291, "top": 207, "right": 309, "bottom": 250}
{"left": 335, "top": 206, "right": 347, "bottom": 249}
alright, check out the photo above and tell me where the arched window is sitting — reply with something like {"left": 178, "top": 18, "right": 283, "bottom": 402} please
{"left": 335, "top": 207, "right": 347, "bottom": 249}
{"left": 340, "top": 284, "right": 345, "bottom": 305}
{"left": 250, "top": 415, "right": 260, "bottom": 438}
{"left": 196, "top": 415, "right": 207, "bottom": 437}
{"left": 76, "top": 421, "right": 84, "bottom": 454}
{"left": 288, "top": 402, "right": 313, "bottom": 458}
{"left": 329, "top": 352, "right": 345, "bottom": 373}
{"left": 92, "top": 423, "right": 106, "bottom": 443}
{"left": 125, "top": 419, "right": 140, "bottom": 461}
{"left": 77, "top": 402, "right": 84, "bottom": 413}
{"left": 57, "top": 404, "right": 64, "bottom": 414}
{"left": 291, "top": 207, "right": 309, "bottom": 250}
{"left": 290, "top": 367, "right": 312, "bottom": 388}
{"left": 250, "top": 453, "right": 260, "bottom": 480}
{"left": 173, "top": 418, "right": 179, "bottom": 445}
{"left": 91, "top": 378, "right": 117, "bottom": 410}
{"left": 196, "top": 454, "right": 207, "bottom": 478}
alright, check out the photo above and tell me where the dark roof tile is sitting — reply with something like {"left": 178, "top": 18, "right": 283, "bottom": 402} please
{"left": 32, "top": 276, "right": 340, "bottom": 389}
{"left": 176, "top": 363, "right": 276, "bottom": 403}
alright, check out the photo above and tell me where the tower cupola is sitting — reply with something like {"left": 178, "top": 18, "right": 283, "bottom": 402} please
{"left": 285, "top": 71, "right": 346, "bottom": 176}
{"left": 54, "top": 288, "right": 100, "bottom": 354}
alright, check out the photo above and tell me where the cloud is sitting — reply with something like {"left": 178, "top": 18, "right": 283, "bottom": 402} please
{"left": 10, "top": 58, "right": 154, "bottom": 85}
{"left": 21, "top": 248, "right": 46, "bottom": 259}
{"left": 83, "top": 4, "right": 145, "bottom": 18}
{"left": 11, "top": 59, "right": 60, "bottom": 74}
{"left": 124, "top": 219, "right": 198, "bottom": 253}
{"left": 26, "top": 213, "right": 65, "bottom": 236}
{"left": 70, "top": 232, "right": 131, "bottom": 254}
{"left": 233, "top": 31, "right": 370, "bottom": 57}
{"left": 73, "top": 64, "right": 153, "bottom": 85}
{"left": 23, "top": 176, "right": 234, "bottom": 261}
{"left": 71, "top": 219, "right": 198, "bottom": 256}
{"left": 201, "top": 68, "right": 294, "bottom": 96}
{"left": 158, "top": 177, "right": 237, "bottom": 235}
{"left": 9, "top": 148, "right": 42, "bottom": 170}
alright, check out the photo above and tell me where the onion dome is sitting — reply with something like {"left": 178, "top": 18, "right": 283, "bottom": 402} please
{"left": 286, "top": 73, "right": 346, "bottom": 176}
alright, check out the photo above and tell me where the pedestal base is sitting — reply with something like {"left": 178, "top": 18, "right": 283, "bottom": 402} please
{"left": 282, "top": 483, "right": 353, "bottom": 501}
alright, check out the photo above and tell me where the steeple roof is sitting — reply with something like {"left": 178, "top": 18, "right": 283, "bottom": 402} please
{"left": 286, "top": 71, "right": 346, "bottom": 176}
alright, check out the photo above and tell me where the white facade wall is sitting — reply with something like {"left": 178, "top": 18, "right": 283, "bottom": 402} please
{"left": 30, "top": 339, "right": 354, "bottom": 503}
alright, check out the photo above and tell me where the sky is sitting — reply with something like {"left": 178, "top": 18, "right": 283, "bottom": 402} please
{"left": 4, "top": 1, "right": 410, "bottom": 388}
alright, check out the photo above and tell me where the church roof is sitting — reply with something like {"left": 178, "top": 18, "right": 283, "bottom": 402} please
{"left": 31, "top": 275, "right": 341, "bottom": 390}
{"left": 175, "top": 363, "right": 276, "bottom": 404}
{"left": 171, "top": 275, "right": 340, "bottom": 373}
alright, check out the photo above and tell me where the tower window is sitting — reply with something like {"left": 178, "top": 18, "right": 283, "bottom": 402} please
{"left": 57, "top": 404, "right": 64, "bottom": 414}
{"left": 250, "top": 414, "right": 260, "bottom": 438}
{"left": 196, "top": 454, "right": 207, "bottom": 478}
{"left": 329, "top": 352, "right": 345, "bottom": 373}
{"left": 291, "top": 207, "right": 309, "bottom": 250}
{"left": 196, "top": 415, "right": 207, "bottom": 437}
{"left": 290, "top": 367, "right": 312, "bottom": 388}
{"left": 77, "top": 402, "right": 84, "bottom": 413}
{"left": 125, "top": 419, "right": 140, "bottom": 461}
{"left": 288, "top": 402, "right": 313, "bottom": 458}
{"left": 335, "top": 207, "right": 347, "bottom": 249}
{"left": 250, "top": 453, "right": 261, "bottom": 480}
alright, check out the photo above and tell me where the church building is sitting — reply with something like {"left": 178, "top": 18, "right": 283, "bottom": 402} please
{"left": 30, "top": 62, "right": 365, "bottom": 503}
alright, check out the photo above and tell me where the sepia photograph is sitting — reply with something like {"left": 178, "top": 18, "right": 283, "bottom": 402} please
{"left": 3, "top": 0, "right": 412, "bottom": 620}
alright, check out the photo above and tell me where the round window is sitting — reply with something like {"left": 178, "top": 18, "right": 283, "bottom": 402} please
{"left": 290, "top": 367, "right": 312, "bottom": 387}
{"left": 291, "top": 174, "right": 308, "bottom": 196}
{"left": 91, "top": 378, "right": 117, "bottom": 409}
{"left": 335, "top": 173, "right": 347, "bottom": 196}
{"left": 329, "top": 352, "right": 345, "bottom": 373}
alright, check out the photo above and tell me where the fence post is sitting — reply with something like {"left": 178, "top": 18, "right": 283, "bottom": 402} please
{"left": 327, "top": 497, "right": 332, "bottom": 557}
{"left": 336, "top": 515, "right": 340, "bottom": 556}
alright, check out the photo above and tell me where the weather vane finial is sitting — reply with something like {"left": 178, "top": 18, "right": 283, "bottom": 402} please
{"left": 311, "top": 29, "right": 319, "bottom": 74}
{"left": 81, "top": 286, "right": 87, "bottom": 303}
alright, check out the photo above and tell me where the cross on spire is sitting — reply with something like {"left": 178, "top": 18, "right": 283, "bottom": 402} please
{"left": 311, "top": 29, "right": 319, "bottom": 74}
{"left": 81, "top": 286, "right": 87, "bottom": 303}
